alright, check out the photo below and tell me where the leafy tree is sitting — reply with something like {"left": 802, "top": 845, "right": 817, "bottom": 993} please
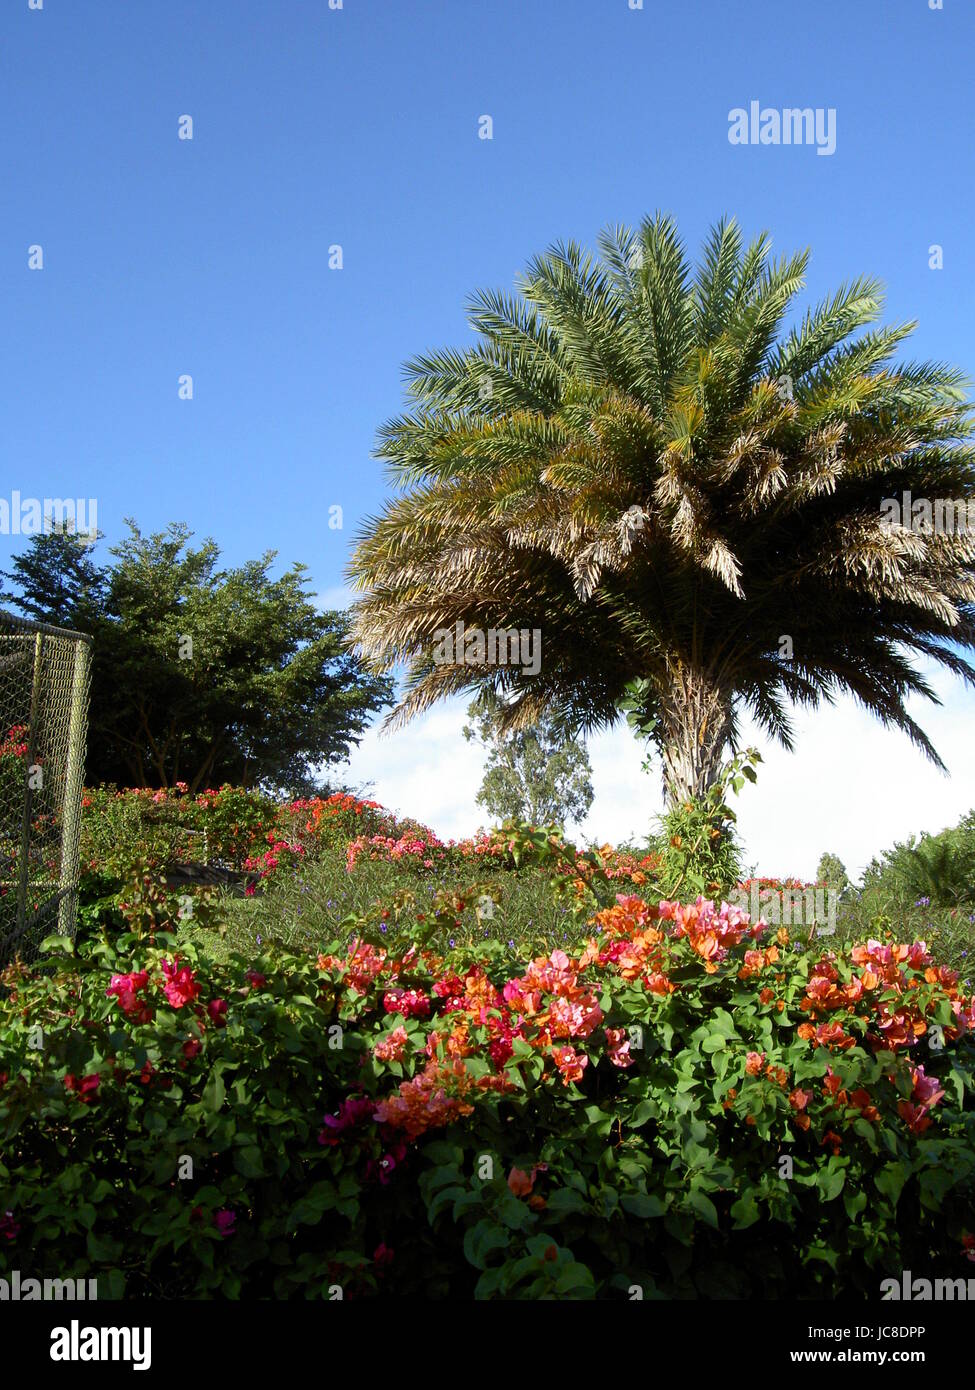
{"left": 1, "top": 527, "right": 104, "bottom": 627}
{"left": 862, "top": 814, "right": 975, "bottom": 908}
{"left": 816, "top": 852, "right": 850, "bottom": 893}
{"left": 349, "top": 213, "right": 975, "bottom": 804}
{"left": 462, "top": 690, "right": 593, "bottom": 829}
{"left": 3, "top": 522, "right": 392, "bottom": 792}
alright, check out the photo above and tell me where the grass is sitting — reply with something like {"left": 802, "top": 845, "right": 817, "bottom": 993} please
{"left": 172, "top": 847, "right": 975, "bottom": 992}
{"left": 178, "top": 850, "right": 598, "bottom": 965}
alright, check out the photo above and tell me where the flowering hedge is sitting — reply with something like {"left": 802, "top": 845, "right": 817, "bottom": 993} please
{"left": 2, "top": 887, "right": 974, "bottom": 1298}
{"left": 80, "top": 784, "right": 280, "bottom": 880}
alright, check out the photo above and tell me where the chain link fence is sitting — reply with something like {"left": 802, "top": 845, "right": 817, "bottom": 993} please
{"left": 0, "top": 608, "right": 92, "bottom": 964}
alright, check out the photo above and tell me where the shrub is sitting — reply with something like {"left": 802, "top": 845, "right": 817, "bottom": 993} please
{"left": 79, "top": 785, "right": 279, "bottom": 881}
{"left": 654, "top": 750, "right": 760, "bottom": 900}
{"left": 2, "top": 875, "right": 975, "bottom": 1299}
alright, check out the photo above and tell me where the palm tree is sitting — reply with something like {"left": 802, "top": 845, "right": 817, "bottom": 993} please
{"left": 348, "top": 214, "right": 975, "bottom": 802}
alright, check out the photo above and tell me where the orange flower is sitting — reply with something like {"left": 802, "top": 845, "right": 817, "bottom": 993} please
{"left": 821, "top": 1128, "right": 843, "bottom": 1155}
{"left": 645, "top": 971, "right": 675, "bottom": 996}
{"left": 551, "top": 1045, "right": 588, "bottom": 1086}
{"left": 507, "top": 1162, "right": 548, "bottom": 1196}
{"left": 507, "top": 1166, "right": 533, "bottom": 1196}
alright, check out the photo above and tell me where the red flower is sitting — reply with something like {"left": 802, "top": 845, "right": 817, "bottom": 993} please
{"left": 106, "top": 970, "right": 152, "bottom": 1023}
{"left": 64, "top": 1072, "right": 100, "bottom": 1103}
{"left": 382, "top": 988, "right": 431, "bottom": 1019}
{"left": 207, "top": 999, "right": 229, "bottom": 1027}
{"left": 373, "top": 1242, "right": 394, "bottom": 1270}
{"left": 160, "top": 957, "right": 201, "bottom": 1009}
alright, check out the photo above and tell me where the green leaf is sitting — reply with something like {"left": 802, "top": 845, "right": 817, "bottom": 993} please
{"left": 874, "top": 1161, "right": 910, "bottom": 1207}
{"left": 545, "top": 1188, "right": 590, "bottom": 1216}
{"left": 462, "top": 1219, "right": 510, "bottom": 1271}
{"left": 729, "top": 1190, "right": 760, "bottom": 1229}
{"left": 686, "top": 1188, "right": 719, "bottom": 1229}
{"left": 201, "top": 1071, "right": 226, "bottom": 1113}
{"left": 233, "top": 1145, "right": 264, "bottom": 1179}
{"left": 621, "top": 1193, "right": 666, "bottom": 1219}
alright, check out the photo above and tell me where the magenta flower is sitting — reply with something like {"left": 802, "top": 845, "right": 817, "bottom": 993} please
{"left": 214, "top": 1209, "right": 236, "bottom": 1238}
{"left": 160, "top": 957, "right": 201, "bottom": 1009}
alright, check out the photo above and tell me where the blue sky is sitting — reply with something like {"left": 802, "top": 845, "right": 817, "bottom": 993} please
{"left": 2, "top": 0, "right": 974, "bottom": 875}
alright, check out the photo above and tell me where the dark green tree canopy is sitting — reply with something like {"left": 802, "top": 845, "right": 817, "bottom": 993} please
{"left": 3, "top": 521, "right": 393, "bottom": 793}
{"left": 349, "top": 214, "right": 975, "bottom": 801}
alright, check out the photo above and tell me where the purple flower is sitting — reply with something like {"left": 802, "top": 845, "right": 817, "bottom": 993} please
{"left": 214, "top": 1208, "right": 236, "bottom": 1238}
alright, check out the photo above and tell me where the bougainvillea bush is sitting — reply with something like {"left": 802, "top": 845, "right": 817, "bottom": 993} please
{"left": 79, "top": 784, "right": 281, "bottom": 879}
{"left": 2, "top": 876, "right": 975, "bottom": 1300}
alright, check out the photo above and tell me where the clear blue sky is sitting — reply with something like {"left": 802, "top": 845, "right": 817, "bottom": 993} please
{"left": 2, "top": 0, "right": 973, "bottom": 596}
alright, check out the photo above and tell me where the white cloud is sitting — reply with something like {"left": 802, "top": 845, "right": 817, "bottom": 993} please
{"left": 337, "top": 670, "right": 975, "bottom": 881}
{"left": 316, "top": 585, "right": 354, "bottom": 612}
{"left": 341, "top": 703, "right": 492, "bottom": 838}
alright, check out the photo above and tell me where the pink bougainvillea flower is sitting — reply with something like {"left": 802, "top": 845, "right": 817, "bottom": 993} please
{"left": 373, "top": 1025, "right": 409, "bottom": 1062}
{"left": 182, "top": 1038, "right": 202, "bottom": 1060}
{"left": 551, "top": 1045, "right": 587, "bottom": 1087}
{"left": 0, "top": 1209, "right": 20, "bottom": 1242}
{"left": 245, "top": 970, "right": 266, "bottom": 990}
{"left": 160, "top": 957, "right": 201, "bottom": 1009}
{"left": 604, "top": 1027, "right": 634, "bottom": 1069}
{"left": 910, "top": 1064, "right": 945, "bottom": 1109}
{"left": 547, "top": 993, "right": 602, "bottom": 1040}
{"left": 372, "top": 1059, "right": 475, "bottom": 1139}
{"left": 365, "top": 1139, "right": 409, "bottom": 1186}
{"left": 317, "top": 1095, "right": 376, "bottom": 1146}
{"left": 373, "top": 1242, "right": 394, "bottom": 1270}
{"left": 214, "top": 1208, "right": 236, "bottom": 1237}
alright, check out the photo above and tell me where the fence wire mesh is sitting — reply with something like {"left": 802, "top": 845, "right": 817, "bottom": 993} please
{"left": 0, "top": 608, "right": 92, "bottom": 964}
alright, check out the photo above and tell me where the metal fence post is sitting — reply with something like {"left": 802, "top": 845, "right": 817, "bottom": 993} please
{"left": 15, "top": 631, "right": 45, "bottom": 932}
{"left": 57, "top": 637, "right": 92, "bottom": 939}
{"left": 1, "top": 610, "right": 92, "bottom": 964}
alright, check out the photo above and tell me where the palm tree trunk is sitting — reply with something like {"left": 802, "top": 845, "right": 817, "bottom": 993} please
{"left": 658, "top": 667, "right": 732, "bottom": 804}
